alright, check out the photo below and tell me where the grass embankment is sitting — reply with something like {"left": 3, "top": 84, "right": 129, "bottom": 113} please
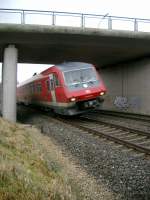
{"left": 0, "top": 118, "right": 81, "bottom": 200}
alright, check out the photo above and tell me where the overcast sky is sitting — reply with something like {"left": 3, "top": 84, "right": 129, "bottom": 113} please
{"left": 1, "top": 0, "right": 150, "bottom": 18}
{"left": 0, "top": 0, "right": 150, "bottom": 82}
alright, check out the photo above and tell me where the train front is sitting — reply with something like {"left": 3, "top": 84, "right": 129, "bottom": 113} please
{"left": 61, "top": 63, "right": 106, "bottom": 115}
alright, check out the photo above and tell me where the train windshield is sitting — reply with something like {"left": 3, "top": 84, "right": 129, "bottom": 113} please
{"left": 64, "top": 67, "right": 99, "bottom": 90}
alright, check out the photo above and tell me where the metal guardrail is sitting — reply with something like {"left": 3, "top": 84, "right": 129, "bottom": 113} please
{"left": 0, "top": 8, "right": 150, "bottom": 32}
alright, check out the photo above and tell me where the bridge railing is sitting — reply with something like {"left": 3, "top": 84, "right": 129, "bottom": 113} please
{"left": 0, "top": 8, "right": 150, "bottom": 32}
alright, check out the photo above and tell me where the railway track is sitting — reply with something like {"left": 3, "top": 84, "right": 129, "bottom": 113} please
{"left": 93, "top": 109, "right": 150, "bottom": 123}
{"left": 56, "top": 115, "right": 150, "bottom": 156}
{"left": 17, "top": 105, "right": 150, "bottom": 156}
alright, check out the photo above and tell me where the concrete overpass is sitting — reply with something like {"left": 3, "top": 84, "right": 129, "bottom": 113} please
{"left": 1, "top": 23, "right": 150, "bottom": 122}
{"left": 1, "top": 24, "right": 150, "bottom": 66}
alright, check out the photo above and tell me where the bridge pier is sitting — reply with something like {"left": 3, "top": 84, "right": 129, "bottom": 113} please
{"left": 2, "top": 45, "right": 18, "bottom": 122}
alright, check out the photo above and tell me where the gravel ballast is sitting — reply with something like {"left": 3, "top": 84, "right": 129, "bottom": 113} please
{"left": 18, "top": 109, "right": 150, "bottom": 200}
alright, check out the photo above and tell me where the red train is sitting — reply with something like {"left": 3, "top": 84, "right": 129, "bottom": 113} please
{"left": 17, "top": 62, "right": 106, "bottom": 115}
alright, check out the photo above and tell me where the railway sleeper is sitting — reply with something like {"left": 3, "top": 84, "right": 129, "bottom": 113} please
{"left": 113, "top": 131, "right": 130, "bottom": 136}
{"left": 126, "top": 136, "right": 147, "bottom": 142}
{"left": 118, "top": 134, "right": 138, "bottom": 140}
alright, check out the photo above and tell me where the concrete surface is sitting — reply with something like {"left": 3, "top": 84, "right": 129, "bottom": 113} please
{"left": 1, "top": 24, "right": 150, "bottom": 66}
{"left": 101, "top": 58, "right": 150, "bottom": 115}
{"left": 0, "top": 83, "right": 1, "bottom": 113}
{"left": 2, "top": 45, "right": 17, "bottom": 122}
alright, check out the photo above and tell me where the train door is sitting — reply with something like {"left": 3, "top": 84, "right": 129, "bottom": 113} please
{"left": 49, "top": 74, "right": 56, "bottom": 102}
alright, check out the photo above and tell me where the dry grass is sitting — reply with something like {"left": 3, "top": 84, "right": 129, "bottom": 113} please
{"left": 0, "top": 118, "right": 81, "bottom": 200}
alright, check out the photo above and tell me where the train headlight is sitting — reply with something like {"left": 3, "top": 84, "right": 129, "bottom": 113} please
{"left": 70, "top": 97, "right": 76, "bottom": 102}
{"left": 100, "top": 91, "right": 105, "bottom": 96}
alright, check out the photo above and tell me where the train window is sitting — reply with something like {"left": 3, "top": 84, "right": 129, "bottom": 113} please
{"left": 30, "top": 84, "right": 33, "bottom": 94}
{"left": 53, "top": 74, "right": 60, "bottom": 87}
{"left": 31, "top": 84, "right": 35, "bottom": 94}
{"left": 36, "top": 83, "right": 42, "bottom": 93}
{"left": 32, "top": 84, "right": 35, "bottom": 93}
{"left": 49, "top": 74, "right": 60, "bottom": 89}
{"left": 50, "top": 79, "right": 54, "bottom": 90}
{"left": 46, "top": 80, "right": 50, "bottom": 91}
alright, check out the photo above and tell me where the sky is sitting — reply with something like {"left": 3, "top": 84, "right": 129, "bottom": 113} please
{"left": 0, "top": 0, "right": 150, "bottom": 82}
{"left": 1, "top": 0, "right": 150, "bottom": 19}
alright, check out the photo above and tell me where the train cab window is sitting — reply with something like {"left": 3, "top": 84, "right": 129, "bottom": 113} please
{"left": 64, "top": 68, "right": 99, "bottom": 90}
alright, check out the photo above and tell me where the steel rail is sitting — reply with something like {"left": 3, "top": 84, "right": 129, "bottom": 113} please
{"left": 54, "top": 116, "right": 150, "bottom": 156}
{"left": 80, "top": 116, "right": 150, "bottom": 138}
{"left": 70, "top": 121, "right": 150, "bottom": 156}
{"left": 93, "top": 110, "right": 150, "bottom": 123}
{"left": 17, "top": 105, "right": 150, "bottom": 156}
{"left": 44, "top": 113, "right": 150, "bottom": 156}
{"left": 57, "top": 116, "right": 150, "bottom": 156}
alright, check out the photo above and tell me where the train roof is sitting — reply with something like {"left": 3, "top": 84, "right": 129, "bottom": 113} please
{"left": 56, "top": 62, "right": 94, "bottom": 72}
{"left": 17, "top": 62, "right": 94, "bottom": 87}
{"left": 17, "top": 73, "right": 44, "bottom": 87}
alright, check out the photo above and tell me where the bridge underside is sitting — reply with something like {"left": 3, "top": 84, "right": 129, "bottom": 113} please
{"left": 1, "top": 24, "right": 150, "bottom": 122}
{"left": 0, "top": 24, "right": 150, "bottom": 67}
